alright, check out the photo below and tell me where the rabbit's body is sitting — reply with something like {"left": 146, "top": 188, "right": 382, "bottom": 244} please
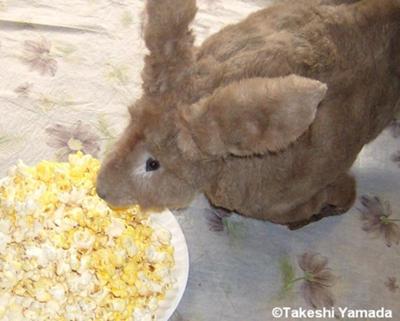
{"left": 97, "top": 0, "right": 400, "bottom": 228}
{"left": 191, "top": 0, "right": 400, "bottom": 224}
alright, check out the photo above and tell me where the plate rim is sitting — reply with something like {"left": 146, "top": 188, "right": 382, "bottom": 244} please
{"left": 149, "top": 209, "right": 189, "bottom": 321}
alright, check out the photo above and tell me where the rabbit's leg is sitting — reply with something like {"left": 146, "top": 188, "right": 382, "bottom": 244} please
{"left": 322, "top": 173, "right": 356, "bottom": 216}
{"left": 270, "top": 190, "right": 327, "bottom": 228}
{"left": 321, "top": 0, "right": 361, "bottom": 5}
{"left": 286, "top": 173, "right": 356, "bottom": 230}
{"left": 209, "top": 204, "right": 233, "bottom": 218}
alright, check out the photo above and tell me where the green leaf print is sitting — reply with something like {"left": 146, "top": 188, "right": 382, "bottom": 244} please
{"left": 223, "top": 218, "right": 246, "bottom": 240}
{"left": 0, "top": 134, "right": 23, "bottom": 152}
{"left": 0, "top": 1, "right": 6, "bottom": 11}
{"left": 106, "top": 63, "right": 131, "bottom": 86}
{"left": 37, "top": 93, "right": 77, "bottom": 112}
{"left": 53, "top": 42, "right": 79, "bottom": 62}
{"left": 121, "top": 11, "right": 134, "bottom": 28}
{"left": 278, "top": 257, "right": 296, "bottom": 298}
{"left": 93, "top": 115, "right": 118, "bottom": 155}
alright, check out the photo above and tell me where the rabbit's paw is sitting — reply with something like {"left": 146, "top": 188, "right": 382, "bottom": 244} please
{"left": 286, "top": 204, "right": 346, "bottom": 230}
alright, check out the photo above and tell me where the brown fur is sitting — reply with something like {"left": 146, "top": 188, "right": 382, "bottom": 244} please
{"left": 97, "top": 0, "right": 400, "bottom": 228}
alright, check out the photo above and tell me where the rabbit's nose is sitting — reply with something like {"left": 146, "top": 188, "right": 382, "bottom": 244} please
{"left": 96, "top": 186, "right": 107, "bottom": 200}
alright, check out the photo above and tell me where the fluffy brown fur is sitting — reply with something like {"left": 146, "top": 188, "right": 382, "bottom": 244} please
{"left": 96, "top": 0, "right": 400, "bottom": 228}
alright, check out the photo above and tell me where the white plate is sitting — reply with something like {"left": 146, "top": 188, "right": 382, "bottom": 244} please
{"left": 149, "top": 210, "right": 189, "bottom": 321}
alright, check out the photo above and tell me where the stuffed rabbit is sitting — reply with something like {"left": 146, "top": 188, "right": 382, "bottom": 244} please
{"left": 96, "top": 0, "right": 400, "bottom": 229}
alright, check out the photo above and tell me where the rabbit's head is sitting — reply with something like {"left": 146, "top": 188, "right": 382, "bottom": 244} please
{"left": 96, "top": 0, "right": 204, "bottom": 210}
{"left": 97, "top": 0, "right": 328, "bottom": 210}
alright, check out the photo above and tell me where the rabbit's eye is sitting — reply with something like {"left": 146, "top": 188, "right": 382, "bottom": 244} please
{"left": 146, "top": 158, "right": 160, "bottom": 172}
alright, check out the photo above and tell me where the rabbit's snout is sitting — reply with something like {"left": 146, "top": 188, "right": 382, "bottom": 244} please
{"left": 96, "top": 163, "right": 138, "bottom": 207}
{"left": 96, "top": 185, "right": 108, "bottom": 201}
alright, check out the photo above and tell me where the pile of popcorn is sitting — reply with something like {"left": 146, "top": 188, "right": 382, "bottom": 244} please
{"left": 0, "top": 152, "right": 175, "bottom": 321}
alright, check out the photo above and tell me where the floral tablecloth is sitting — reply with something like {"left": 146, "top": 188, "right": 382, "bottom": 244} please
{"left": 0, "top": 1, "right": 399, "bottom": 320}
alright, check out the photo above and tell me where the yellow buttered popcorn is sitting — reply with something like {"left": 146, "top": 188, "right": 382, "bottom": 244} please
{"left": 0, "top": 152, "right": 175, "bottom": 321}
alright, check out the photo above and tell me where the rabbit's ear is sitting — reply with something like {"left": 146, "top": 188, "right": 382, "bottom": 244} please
{"left": 179, "top": 75, "right": 327, "bottom": 157}
{"left": 142, "top": 0, "right": 197, "bottom": 97}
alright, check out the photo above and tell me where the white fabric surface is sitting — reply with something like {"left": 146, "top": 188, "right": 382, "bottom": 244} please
{"left": 0, "top": 1, "right": 399, "bottom": 320}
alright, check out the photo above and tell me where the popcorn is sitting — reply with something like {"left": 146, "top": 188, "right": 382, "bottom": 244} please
{"left": 49, "top": 284, "right": 66, "bottom": 302}
{"left": 0, "top": 231, "right": 11, "bottom": 253}
{"left": 0, "top": 152, "right": 175, "bottom": 321}
{"left": 146, "top": 246, "right": 167, "bottom": 264}
{"left": 106, "top": 217, "right": 126, "bottom": 238}
{"left": 72, "top": 229, "right": 95, "bottom": 250}
{"left": 152, "top": 227, "right": 172, "bottom": 245}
